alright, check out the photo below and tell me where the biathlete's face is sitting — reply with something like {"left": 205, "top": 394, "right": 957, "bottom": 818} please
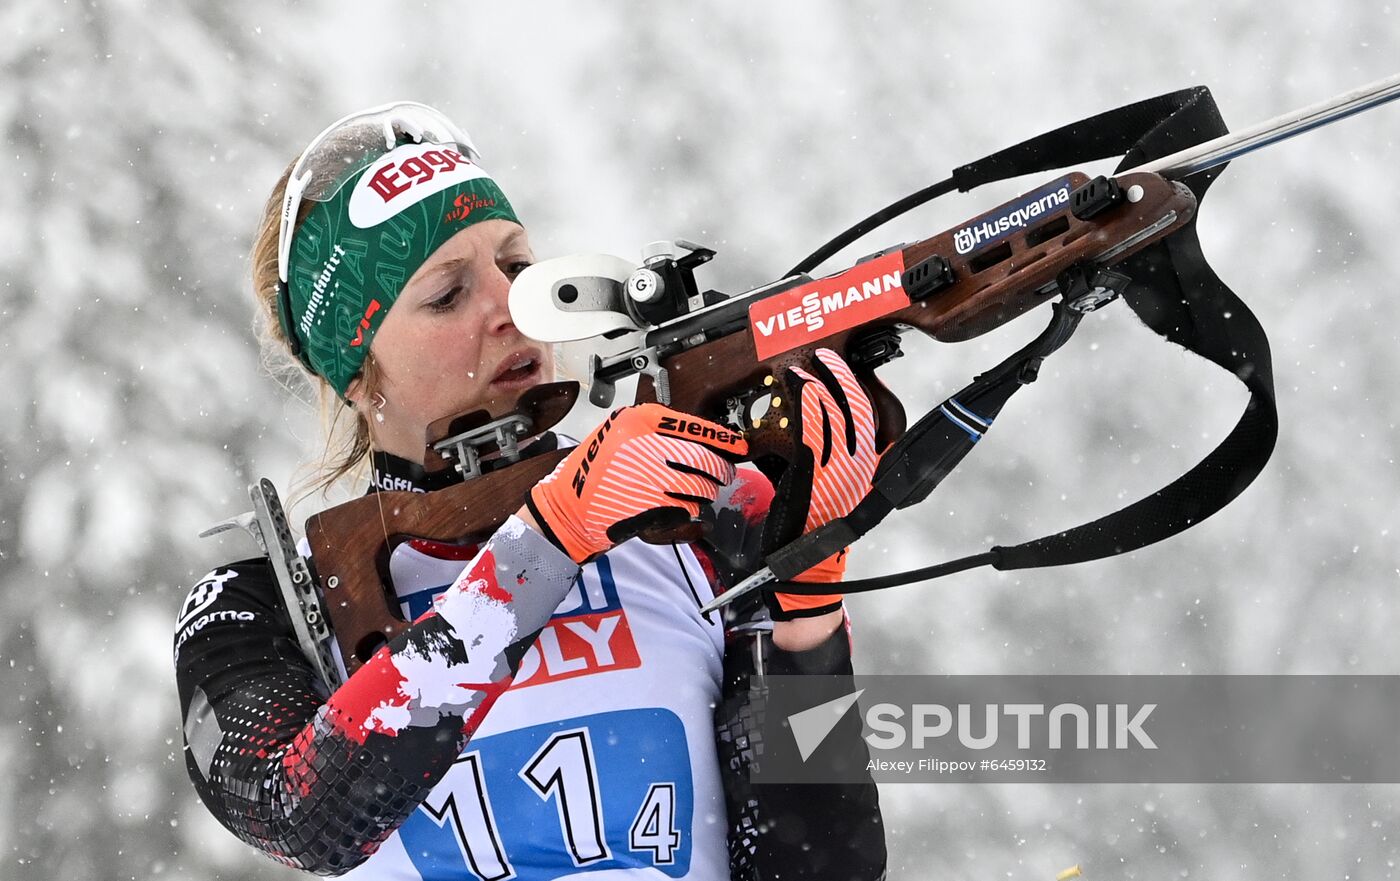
{"left": 351, "top": 219, "right": 554, "bottom": 462}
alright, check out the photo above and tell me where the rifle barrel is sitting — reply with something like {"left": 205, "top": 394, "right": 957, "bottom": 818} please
{"left": 1125, "top": 71, "right": 1400, "bottom": 179}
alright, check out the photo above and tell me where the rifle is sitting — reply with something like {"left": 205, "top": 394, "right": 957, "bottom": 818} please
{"left": 219, "top": 73, "right": 1400, "bottom": 678}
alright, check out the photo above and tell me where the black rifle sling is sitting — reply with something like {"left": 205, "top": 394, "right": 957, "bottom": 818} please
{"left": 769, "top": 87, "right": 1278, "bottom": 590}
{"left": 995, "top": 90, "right": 1278, "bottom": 570}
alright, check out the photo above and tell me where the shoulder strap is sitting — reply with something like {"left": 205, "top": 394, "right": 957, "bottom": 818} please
{"left": 990, "top": 87, "right": 1277, "bottom": 570}
{"left": 766, "top": 86, "right": 1277, "bottom": 590}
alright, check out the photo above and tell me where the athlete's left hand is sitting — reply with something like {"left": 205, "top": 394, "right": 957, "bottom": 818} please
{"left": 767, "top": 347, "right": 880, "bottom": 619}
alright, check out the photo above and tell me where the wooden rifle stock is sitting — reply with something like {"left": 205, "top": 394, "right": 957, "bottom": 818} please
{"left": 306, "top": 170, "right": 1195, "bottom": 676}
{"left": 306, "top": 383, "right": 577, "bottom": 674}
{"left": 305, "top": 449, "right": 567, "bottom": 672}
{"left": 639, "top": 171, "right": 1196, "bottom": 466}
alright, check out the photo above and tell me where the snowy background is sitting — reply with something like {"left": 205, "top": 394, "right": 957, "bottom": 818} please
{"left": 3, "top": 1, "right": 1399, "bottom": 879}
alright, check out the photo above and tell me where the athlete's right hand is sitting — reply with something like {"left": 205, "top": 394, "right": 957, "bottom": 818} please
{"left": 524, "top": 404, "right": 749, "bottom": 563}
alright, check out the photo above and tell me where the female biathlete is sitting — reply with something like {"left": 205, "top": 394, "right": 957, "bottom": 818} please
{"left": 174, "top": 102, "right": 886, "bottom": 880}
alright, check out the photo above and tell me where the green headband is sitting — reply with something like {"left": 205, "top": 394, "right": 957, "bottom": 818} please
{"left": 281, "top": 141, "right": 520, "bottom": 396}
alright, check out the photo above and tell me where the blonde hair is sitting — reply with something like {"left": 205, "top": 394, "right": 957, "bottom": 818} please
{"left": 250, "top": 160, "right": 385, "bottom": 499}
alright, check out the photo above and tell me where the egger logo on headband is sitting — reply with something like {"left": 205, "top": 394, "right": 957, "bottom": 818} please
{"left": 347, "top": 141, "right": 493, "bottom": 228}
{"left": 285, "top": 133, "right": 519, "bottom": 397}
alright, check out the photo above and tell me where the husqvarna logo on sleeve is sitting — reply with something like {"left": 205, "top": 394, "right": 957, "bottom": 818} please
{"left": 174, "top": 569, "right": 255, "bottom": 661}
{"left": 176, "top": 568, "right": 239, "bottom": 629}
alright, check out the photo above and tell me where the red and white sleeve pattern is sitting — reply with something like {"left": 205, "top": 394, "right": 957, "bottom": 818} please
{"left": 176, "top": 515, "right": 578, "bottom": 873}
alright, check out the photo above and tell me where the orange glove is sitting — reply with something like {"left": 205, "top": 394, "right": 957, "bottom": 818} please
{"left": 527, "top": 404, "right": 749, "bottom": 563}
{"left": 769, "top": 348, "right": 880, "bottom": 617}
